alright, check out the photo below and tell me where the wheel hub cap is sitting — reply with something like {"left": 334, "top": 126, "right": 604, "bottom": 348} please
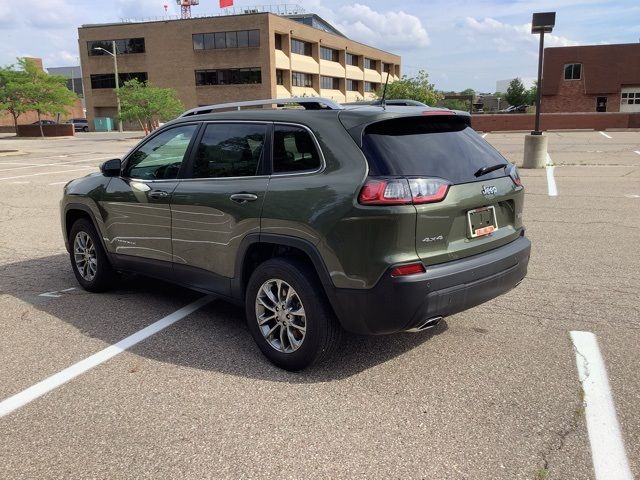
{"left": 73, "top": 231, "right": 97, "bottom": 281}
{"left": 255, "top": 279, "right": 307, "bottom": 354}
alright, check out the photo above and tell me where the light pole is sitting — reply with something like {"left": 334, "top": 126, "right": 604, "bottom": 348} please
{"left": 523, "top": 11, "right": 556, "bottom": 168}
{"left": 93, "top": 41, "right": 123, "bottom": 132}
{"left": 531, "top": 12, "right": 555, "bottom": 135}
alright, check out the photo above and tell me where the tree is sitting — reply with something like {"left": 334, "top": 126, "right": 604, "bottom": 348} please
{"left": 117, "top": 79, "right": 184, "bottom": 133}
{"left": 375, "top": 70, "right": 441, "bottom": 106}
{"left": 525, "top": 82, "right": 538, "bottom": 106}
{"left": 441, "top": 99, "right": 468, "bottom": 111}
{"left": 0, "top": 65, "right": 30, "bottom": 134}
{"left": 505, "top": 78, "right": 527, "bottom": 107}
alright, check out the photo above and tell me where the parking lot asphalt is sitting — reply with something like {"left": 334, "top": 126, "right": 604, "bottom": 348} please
{"left": 0, "top": 130, "right": 638, "bottom": 479}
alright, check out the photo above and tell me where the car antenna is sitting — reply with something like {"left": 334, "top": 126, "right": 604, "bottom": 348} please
{"left": 380, "top": 71, "right": 391, "bottom": 110}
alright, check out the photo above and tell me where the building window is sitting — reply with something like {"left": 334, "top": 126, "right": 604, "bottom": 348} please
{"left": 383, "top": 63, "right": 392, "bottom": 73}
{"left": 292, "top": 71, "right": 313, "bottom": 87}
{"left": 88, "top": 38, "right": 145, "bottom": 56}
{"left": 621, "top": 91, "right": 640, "bottom": 105}
{"left": 291, "top": 39, "right": 312, "bottom": 56}
{"left": 275, "top": 33, "right": 282, "bottom": 50}
{"left": 346, "top": 79, "right": 360, "bottom": 91}
{"left": 276, "top": 69, "right": 285, "bottom": 85}
{"left": 192, "top": 30, "right": 260, "bottom": 50}
{"left": 90, "top": 72, "right": 148, "bottom": 89}
{"left": 320, "top": 46, "right": 339, "bottom": 62}
{"left": 564, "top": 63, "right": 581, "bottom": 80}
{"left": 320, "top": 76, "right": 340, "bottom": 90}
{"left": 364, "top": 82, "right": 378, "bottom": 92}
{"left": 346, "top": 53, "right": 359, "bottom": 66}
{"left": 364, "top": 58, "right": 377, "bottom": 70}
{"left": 195, "top": 68, "right": 262, "bottom": 86}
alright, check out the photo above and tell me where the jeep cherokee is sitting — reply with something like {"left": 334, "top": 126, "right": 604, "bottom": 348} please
{"left": 60, "top": 98, "right": 530, "bottom": 371}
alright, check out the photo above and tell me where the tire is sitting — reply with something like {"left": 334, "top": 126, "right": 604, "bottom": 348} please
{"left": 82, "top": 126, "right": 88, "bottom": 132}
{"left": 245, "top": 257, "right": 342, "bottom": 371}
{"left": 68, "top": 218, "right": 115, "bottom": 292}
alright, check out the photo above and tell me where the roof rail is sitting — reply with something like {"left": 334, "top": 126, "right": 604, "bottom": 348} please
{"left": 179, "top": 97, "right": 344, "bottom": 117}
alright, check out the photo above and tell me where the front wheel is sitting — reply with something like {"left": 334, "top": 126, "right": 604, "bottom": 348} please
{"left": 68, "top": 218, "right": 115, "bottom": 292}
{"left": 245, "top": 258, "right": 341, "bottom": 371}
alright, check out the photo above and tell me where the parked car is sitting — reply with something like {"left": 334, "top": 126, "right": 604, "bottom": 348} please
{"left": 68, "top": 118, "right": 89, "bottom": 132}
{"left": 31, "top": 120, "right": 57, "bottom": 125}
{"left": 499, "top": 105, "right": 527, "bottom": 113}
{"left": 60, "top": 97, "right": 530, "bottom": 370}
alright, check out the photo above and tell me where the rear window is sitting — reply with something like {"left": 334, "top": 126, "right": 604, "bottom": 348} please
{"left": 361, "top": 117, "right": 508, "bottom": 184}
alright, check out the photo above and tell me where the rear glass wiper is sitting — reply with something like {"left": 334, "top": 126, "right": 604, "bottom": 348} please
{"left": 474, "top": 163, "right": 507, "bottom": 178}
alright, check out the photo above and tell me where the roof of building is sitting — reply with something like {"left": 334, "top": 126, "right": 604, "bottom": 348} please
{"left": 284, "top": 13, "right": 345, "bottom": 37}
{"left": 542, "top": 43, "right": 640, "bottom": 96}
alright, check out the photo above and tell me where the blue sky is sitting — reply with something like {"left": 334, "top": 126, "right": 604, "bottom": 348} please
{"left": 0, "top": 0, "right": 638, "bottom": 92}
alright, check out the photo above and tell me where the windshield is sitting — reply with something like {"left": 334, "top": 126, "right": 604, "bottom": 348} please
{"left": 361, "top": 117, "right": 509, "bottom": 184}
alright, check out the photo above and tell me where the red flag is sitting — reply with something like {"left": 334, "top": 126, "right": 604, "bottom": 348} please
{"left": 220, "top": 0, "right": 233, "bottom": 7}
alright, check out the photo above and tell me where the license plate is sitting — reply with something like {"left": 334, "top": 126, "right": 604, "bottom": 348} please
{"left": 467, "top": 206, "right": 498, "bottom": 238}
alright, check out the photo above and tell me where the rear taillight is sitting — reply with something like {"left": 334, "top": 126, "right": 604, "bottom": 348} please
{"left": 508, "top": 164, "right": 522, "bottom": 187}
{"left": 390, "top": 262, "right": 426, "bottom": 277}
{"left": 358, "top": 178, "right": 449, "bottom": 205}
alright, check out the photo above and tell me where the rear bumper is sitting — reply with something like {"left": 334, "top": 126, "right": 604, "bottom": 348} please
{"left": 331, "top": 236, "right": 531, "bottom": 335}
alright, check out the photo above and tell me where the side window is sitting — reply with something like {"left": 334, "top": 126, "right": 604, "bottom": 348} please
{"left": 191, "top": 123, "right": 267, "bottom": 178}
{"left": 272, "top": 125, "right": 321, "bottom": 173}
{"left": 124, "top": 125, "right": 197, "bottom": 180}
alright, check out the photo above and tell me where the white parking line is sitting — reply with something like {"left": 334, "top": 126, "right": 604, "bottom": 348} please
{"left": 48, "top": 181, "right": 69, "bottom": 186}
{"left": 634, "top": 150, "right": 640, "bottom": 156}
{"left": 482, "top": 133, "right": 488, "bottom": 138}
{"left": 570, "top": 331, "right": 633, "bottom": 480}
{"left": 0, "top": 157, "right": 110, "bottom": 173}
{"left": 0, "top": 296, "right": 213, "bottom": 417}
{"left": 546, "top": 167, "right": 558, "bottom": 197}
{"left": 599, "top": 131, "right": 612, "bottom": 139}
{"left": 0, "top": 167, "right": 95, "bottom": 182}
{"left": 38, "top": 287, "right": 76, "bottom": 298}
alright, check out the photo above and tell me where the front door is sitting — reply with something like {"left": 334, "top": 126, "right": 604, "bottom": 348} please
{"left": 102, "top": 124, "right": 199, "bottom": 268}
{"left": 170, "top": 122, "right": 270, "bottom": 294}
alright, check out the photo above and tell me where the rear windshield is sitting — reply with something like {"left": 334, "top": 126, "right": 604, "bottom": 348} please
{"left": 361, "top": 117, "right": 508, "bottom": 184}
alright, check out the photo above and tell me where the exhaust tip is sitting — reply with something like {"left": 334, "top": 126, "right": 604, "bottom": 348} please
{"left": 405, "top": 316, "right": 443, "bottom": 333}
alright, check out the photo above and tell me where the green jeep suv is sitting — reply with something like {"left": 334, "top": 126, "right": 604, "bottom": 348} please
{"left": 60, "top": 98, "right": 530, "bottom": 370}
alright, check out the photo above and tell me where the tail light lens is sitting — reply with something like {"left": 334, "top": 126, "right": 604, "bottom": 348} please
{"left": 358, "top": 178, "right": 449, "bottom": 205}
{"left": 508, "top": 164, "right": 522, "bottom": 187}
{"left": 390, "top": 262, "right": 426, "bottom": 277}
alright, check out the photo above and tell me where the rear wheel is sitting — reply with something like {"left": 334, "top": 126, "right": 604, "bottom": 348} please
{"left": 82, "top": 126, "right": 88, "bottom": 132}
{"left": 245, "top": 258, "right": 341, "bottom": 371}
{"left": 68, "top": 218, "right": 115, "bottom": 292}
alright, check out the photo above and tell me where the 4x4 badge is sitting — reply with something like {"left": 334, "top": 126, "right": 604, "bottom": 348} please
{"left": 482, "top": 185, "right": 498, "bottom": 196}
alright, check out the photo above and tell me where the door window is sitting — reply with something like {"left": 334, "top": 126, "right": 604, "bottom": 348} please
{"left": 124, "top": 125, "right": 198, "bottom": 180}
{"left": 272, "top": 125, "right": 321, "bottom": 173}
{"left": 191, "top": 123, "right": 267, "bottom": 178}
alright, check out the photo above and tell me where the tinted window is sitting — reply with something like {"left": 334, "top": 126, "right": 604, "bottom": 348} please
{"left": 273, "top": 125, "right": 321, "bottom": 173}
{"left": 361, "top": 117, "right": 508, "bottom": 184}
{"left": 193, "top": 33, "right": 204, "bottom": 50}
{"left": 237, "top": 30, "right": 249, "bottom": 48}
{"left": 248, "top": 30, "right": 260, "bottom": 47}
{"left": 292, "top": 39, "right": 312, "bottom": 56}
{"left": 124, "top": 125, "right": 197, "bottom": 180}
{"left": 564, "top": 63, "right": 581, "bottom": 80}
{"left": 192, "top": 123, "right": 267, "bottom": 178}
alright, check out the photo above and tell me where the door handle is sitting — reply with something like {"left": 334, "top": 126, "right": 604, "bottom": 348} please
{"left": 148, "top": 190, "right": 170, "bottom": 199}
{"left": 230, "top": 193, "right": 258, "bottom": 204}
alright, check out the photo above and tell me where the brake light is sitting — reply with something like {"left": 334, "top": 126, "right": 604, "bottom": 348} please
{"left": 358, "top": 178, "right": 449, "bottom": 205}
{"left": 391, "top": 262, "right": 426, "bottom": 277}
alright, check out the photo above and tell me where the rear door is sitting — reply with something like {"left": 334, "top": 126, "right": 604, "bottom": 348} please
{"left": 170, "top": 122, "right": 270, "bottom": 294}
{"left": 360, "top": 115, "right": 524, "bottom": 265}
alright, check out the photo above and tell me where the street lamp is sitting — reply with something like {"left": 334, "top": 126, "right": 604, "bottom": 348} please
{"left": 93, "top": 41, "right": 123, "bottom": 132}
{"left": 523, "top": 11, "right": 556, "bottom": 169}
{"left": 531, "top": 12, "right": 556, "bottom": 135}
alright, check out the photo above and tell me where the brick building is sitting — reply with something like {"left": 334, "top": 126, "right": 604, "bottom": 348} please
{"left": 541, "top": 43, "right": 640, "bottom": 113}
{"left": 78, "top": 9, "right": 401, "bottom": 130}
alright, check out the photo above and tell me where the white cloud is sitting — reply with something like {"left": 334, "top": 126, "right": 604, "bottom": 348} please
{"left": 464, "top": 17, "right": 579, "bottom": 52}
{"left": 332, "top": 3, "right": 430, "bottom": 50}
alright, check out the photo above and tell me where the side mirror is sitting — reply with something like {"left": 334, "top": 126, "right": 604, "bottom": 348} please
{"left": 100, "top": 159, "right": 121, "bottom": 177}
